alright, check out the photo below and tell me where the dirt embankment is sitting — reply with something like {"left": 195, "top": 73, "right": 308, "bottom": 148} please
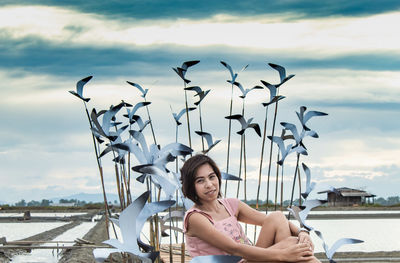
{"left": 58, "top": 218, "right": 108, "bottom": 263}
{"left": 59, "top": 218, "right": 143, "bottom": 263}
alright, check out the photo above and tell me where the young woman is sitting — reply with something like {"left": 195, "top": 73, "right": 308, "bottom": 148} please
{"left": 181, "top": 154, "right": 320, "bottom": 262}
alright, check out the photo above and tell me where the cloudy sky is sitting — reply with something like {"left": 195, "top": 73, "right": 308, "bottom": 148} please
{"left": 1, "top": 1, "right": 399, "bottom": 204}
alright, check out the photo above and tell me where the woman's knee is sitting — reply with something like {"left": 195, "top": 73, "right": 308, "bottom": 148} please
{"left": 263, "top": 211, "right": 287, "bottom": 225}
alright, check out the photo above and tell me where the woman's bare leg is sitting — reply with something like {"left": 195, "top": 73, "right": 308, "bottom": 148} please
{"left": 252, "top": 211, "right": 321, "bottom": 263}
{"left": 255, "top": 211, "right": 291, "bottom": 248}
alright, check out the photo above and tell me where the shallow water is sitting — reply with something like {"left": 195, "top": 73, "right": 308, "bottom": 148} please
{"left": 0, "top": 222, "right": 68, "bottom": 241}
{"left": 10, "top": 222, "right": 96, "bottom": 263}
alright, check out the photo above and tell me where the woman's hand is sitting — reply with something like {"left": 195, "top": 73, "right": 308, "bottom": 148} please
{"left": 282, "top": 242, "right": 314, "bottom": 262}
{"left": 298, "top": 232, "right": 314, "bottom": 251}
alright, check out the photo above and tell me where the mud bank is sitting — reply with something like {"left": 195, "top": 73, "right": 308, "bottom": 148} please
{"left": 58, "top": 218, "right": 108, "bottom": 263}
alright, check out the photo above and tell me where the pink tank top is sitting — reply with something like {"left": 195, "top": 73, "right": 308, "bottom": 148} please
{"left": 183, "top": 198, "right": 252, "bottom": 257}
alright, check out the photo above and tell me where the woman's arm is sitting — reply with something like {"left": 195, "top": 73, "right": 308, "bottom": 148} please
{"left": 187, "top": 212, "right": 313, "bottom": 262}
{"left": 236, "top": 200, "right": 268, "bottom": 226}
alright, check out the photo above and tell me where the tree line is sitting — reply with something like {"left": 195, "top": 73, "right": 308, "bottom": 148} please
{"left": 6, "top": 196, "right": 400, "bottom": 207}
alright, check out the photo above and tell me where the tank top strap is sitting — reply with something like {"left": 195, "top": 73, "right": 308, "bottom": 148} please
{"left": 183, "top": 207, "right": 214, "bottom": 233}
{"left": 219, "top": 198, "right": 239, "bottom": 217}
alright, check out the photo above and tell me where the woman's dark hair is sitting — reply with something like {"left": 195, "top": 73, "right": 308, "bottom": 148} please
{"left": 180, "top": 154, "right": 222, "bottom": 205}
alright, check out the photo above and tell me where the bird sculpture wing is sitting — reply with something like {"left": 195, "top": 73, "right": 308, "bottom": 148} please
{"left": 260, "top": 80, "right": 278, "bottom": 100}
{"left": 179, "top": 107, "right": 196, "bottom": 120}
{"left": 172, "top": 67, "right": 191, "bottom": 83}
{"left": 136, "top": 199, "right": 175, "bottom": 245}
{"left": 262, "top": 95, "right": 285, "bottom": 107}
{"left": 130, "top": 101, "right": 151, "bottom": 119}
{"left": 221, "top": 172, "right": 242, "bottom": 181}
{"left": 296, "top": 106, "right": 307, "bottom": 125}
{"left": 129, "top": 130, "right": 151, "bottom": 163}
{"left": 181, "top": 60, "right": 200, "bottom": 70}
{"left": 195, "top": 131, "right": 214, "bottom": 148}
{"left": 280, "top": 122, "right": 301, "bottom": 144}
{"left": 287, "top": 205, "right": 303, "bottom": 225}
{"left": 301, "top": 163, "right": 316, "bottom": 199}
{"left": 184, "top": 86, "right": 203, "bottom": 94}
{"left": 90, "top": 109, "right": 108, "bottom": 138}
{"left": 159, "top": 142, "right": 193, "bottom": 158}
{"left": 225, "top": 114, "right": 246, "bottom": 129}
{"left": 268, "top": 63, "right": 287, "bottom": 83}
{"left": 302, "top": 110, "right": 328, "bottom": 130}
{"left": 220, "top": 61, "right": 237, "bottom": 82}
{"left": 327, "top": 238, "right": 364, "bottom": 260}
{"left": 267, "top": 135, "right": 284, "bottom": 159}
{"left": 299, "top": 199, "right": 325, "bottom": 222}
{"left": 102, "top": 102, "right": 125, "bottom": 137}
{"left": 247, "top": 123, "right": 262, "bottom": 137}
{"left": 119, "top": 191, "right": 150, "bottom": 247}
{"left": 194, "top": 90, "right": 210, "bottom": 106}
{"left": 133, "top": 165, "right": 178, "bottom": 199}
{"left": 232, "top": 81, "right": 245, "bottom": 97}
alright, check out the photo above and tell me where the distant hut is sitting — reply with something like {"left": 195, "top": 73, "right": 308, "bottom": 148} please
{"left": 318, "top": 187, "right": 376, "bottom": 207}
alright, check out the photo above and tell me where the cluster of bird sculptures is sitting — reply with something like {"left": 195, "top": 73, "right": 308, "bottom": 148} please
{"left": 70, "top": 60, "right": 363, "bottom": 263}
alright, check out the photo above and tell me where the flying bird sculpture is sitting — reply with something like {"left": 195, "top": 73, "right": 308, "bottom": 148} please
{"left": 280, "top": 122, "right": 318, "bottom": 150}
{"left": 268, "top": 63, "right": 295, "bottom": 88}
{"left": 267, "top": 136, "right": 307, "bottom": 166}
{"left": 257, "top": 80, "right": 285, "bottom": 106}
{"left": 287, "top": 199, "right": 326, "bottom": 230}
{"left": 232, "top": 81, "right": 262, "bottom": 99}
{"left": 184, "top": 86, "right": 211, "bottom": 105}
{"left": 172, "top": 60, "right": 200, "bottom": 84}
{"left": 220, "top": 61, "right": 248, "bottom": 84}
{"left": 195, "top": 131, "right": 221, "bottom": 154}
{"left": 124, "top": 102, "right": 152, "bottom": 123}
{"left": 126, "top": 81, "right": 149, "bottom": 98}
{"left": 69, "top": 76, "right": 92, "bottom": 102}
{"left": 314, "top": 230, "right": 364, "bottom": 263}
{"left": 296, "top": 106, "right": 328, "bottom": 131}
{"left": 225, "top": 114, "right": 261, "bottom": 137}
{"left": 171, "top": 106, "right": 196, "bottom": 126}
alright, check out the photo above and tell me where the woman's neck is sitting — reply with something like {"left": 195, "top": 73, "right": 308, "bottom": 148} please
{"left": 196, "top": 199, "right": 221, "bottom": 213}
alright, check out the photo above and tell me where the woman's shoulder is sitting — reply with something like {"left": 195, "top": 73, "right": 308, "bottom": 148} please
{"left": 219, "top": 198, "right": 240, "bottom": 216}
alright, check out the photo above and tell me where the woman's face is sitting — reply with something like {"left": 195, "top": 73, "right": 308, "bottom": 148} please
{"left": 194, "top": 163, "right": 219, "bottom": 203}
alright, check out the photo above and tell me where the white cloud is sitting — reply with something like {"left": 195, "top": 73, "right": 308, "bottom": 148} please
{"left": 1, "top": 6, "right": 400, "bottom": 57}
